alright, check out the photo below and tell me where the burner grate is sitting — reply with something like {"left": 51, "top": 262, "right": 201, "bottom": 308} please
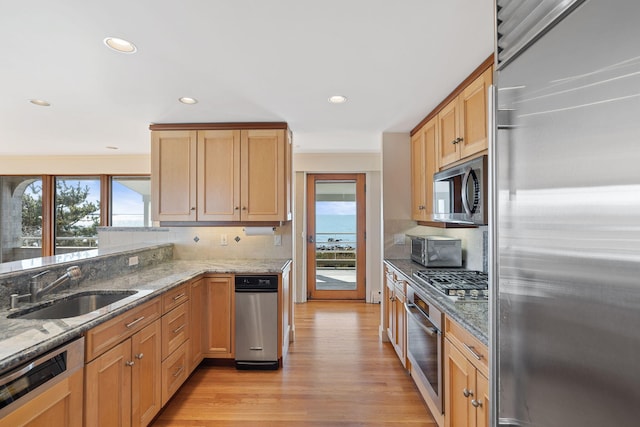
{"left": 413, "top": 269, "right": 488, "bottom": 300}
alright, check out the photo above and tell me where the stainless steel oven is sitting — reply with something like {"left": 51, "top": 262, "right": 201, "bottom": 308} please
{"left": 405, "top": 286, "right": 444, "bottom": 414}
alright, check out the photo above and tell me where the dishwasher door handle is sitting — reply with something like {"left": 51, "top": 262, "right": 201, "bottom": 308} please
{"left": 250, "top": 347, "right": 264, "bottom": 351}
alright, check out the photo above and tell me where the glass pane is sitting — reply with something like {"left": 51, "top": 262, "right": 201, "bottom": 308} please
{"left": 111, "top": 176, "right": 151, "bottom": 227}
{"left": 55, "top": 177, "right": 100, "bottom": 254}
{"left": 315, "top": 181, "right": 357, "bottom": 291}
{"left": 0, "top": 176, "right": 43, "bottom": 263}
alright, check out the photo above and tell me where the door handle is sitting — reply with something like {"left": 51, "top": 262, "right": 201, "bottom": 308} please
{"left": 308, "top": 235, "right": 315, "bottom": 243}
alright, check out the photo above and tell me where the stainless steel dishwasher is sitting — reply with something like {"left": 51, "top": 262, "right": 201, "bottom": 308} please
{"left": 234, "top": 275, "right": 279, "bottom": 370}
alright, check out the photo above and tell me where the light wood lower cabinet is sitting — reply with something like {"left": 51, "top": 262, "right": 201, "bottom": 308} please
{"left": 444, "top": 317, "right": 489, "bottom": 427}
{"left": 0, "top": 368, "right": 84, "bottom": 427}
{"left": 85, "top": 319, "right": 162, "bottom": 427}
{"left": 189, "top": 278, "right": 205, "bottom": 372}
{"left": 383, "top": 264, "right": 406, "bottom": 367}
{"left": 204, "top": 275, "right": 234, "bottom": 358}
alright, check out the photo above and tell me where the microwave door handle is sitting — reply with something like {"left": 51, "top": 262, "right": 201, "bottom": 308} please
{"left": 461, "top": 167, "right": 473, "bottom": 216}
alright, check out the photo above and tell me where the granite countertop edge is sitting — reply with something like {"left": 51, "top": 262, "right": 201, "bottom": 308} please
{"left": 0, "top": 258, "right": 292, "bottom": 374}
{"left": 384, "top": 259, "right": 488, "bottom": 345}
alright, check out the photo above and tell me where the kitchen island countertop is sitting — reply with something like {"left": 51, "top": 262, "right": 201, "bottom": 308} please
{"left": 0, "top": 259, "right": 291, "bottom": 374}
{"left": 384, "top": 259, "right": 488, "bottom": 345}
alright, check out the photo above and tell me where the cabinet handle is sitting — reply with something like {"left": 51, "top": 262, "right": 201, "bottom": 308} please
{"left": 463, "top": 343, "right": 484, "bottom": 360}
{"left": 173, "top": 366, "right": 185, "bottom": 378}
{"left": 172, "top": 292, "right": 186, "bottom": 301}
{"left": 471, "top": 399, "right": 483, "bottom": 408}
{"left": 463, "top": 388, "right": 473, "bottom": 398}
{"left": 135, "top": 353, "right": 144, "bottom": 360}
{"left": 125, "top": 360, "right": 135, "bottom": 367}
{"left": 173, "top": 324, "right": 186, "bottom": 334}
{"left": 125, "top": 316, "right": 145, "bottom": 329}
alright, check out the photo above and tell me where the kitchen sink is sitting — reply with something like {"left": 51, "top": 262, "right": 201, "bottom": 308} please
{"left": 8, "top": 290, "right": 138, "bottom": 320}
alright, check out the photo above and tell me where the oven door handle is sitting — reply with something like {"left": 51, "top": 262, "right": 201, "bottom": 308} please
{"left": 405, "top": 303, "right": 440, "bottom": 337}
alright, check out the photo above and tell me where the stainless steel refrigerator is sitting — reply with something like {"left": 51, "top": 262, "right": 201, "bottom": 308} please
{"left": 492, "top": 1, "right": 640, "bottom": 426}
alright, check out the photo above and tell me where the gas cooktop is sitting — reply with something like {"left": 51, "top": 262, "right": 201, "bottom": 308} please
{"left": 413, "top": 269, "right": 488, "bottom": 301}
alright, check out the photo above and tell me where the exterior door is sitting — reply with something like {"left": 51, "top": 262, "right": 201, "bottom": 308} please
{"left": 306, "top": 174, "right": 366, "bottom": 300}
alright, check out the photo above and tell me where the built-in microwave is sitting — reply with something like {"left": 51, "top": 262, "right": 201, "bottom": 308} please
{"left": 433, "top": 155, "right": 487, "bottom": 225}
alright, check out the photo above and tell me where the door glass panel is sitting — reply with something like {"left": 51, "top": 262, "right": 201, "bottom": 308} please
{"left": 314, "top": 181, "right": 357, "bottom": 291}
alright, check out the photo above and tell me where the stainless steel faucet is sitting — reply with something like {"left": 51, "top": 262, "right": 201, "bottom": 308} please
{"left": 10, "top": 266, "right": 84, "bottom": 309}
{"left": 29, "top": 266, "right": 82, "bottom": 302}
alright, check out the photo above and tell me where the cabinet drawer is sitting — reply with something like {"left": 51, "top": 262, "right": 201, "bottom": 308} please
{"left": 444, "top": 316, "right": 488, "bottom": 376}
{"left": 85, "top": 297, "right": 161, "bottom": 362}
{"left": 161, "top": 340, "right": 189, "bottom": 406}
{"left": 162, "top": 282, "right": 190, "bottom": 313}
{"left": 162, "top": 302, "right": 189, "bottom": 360}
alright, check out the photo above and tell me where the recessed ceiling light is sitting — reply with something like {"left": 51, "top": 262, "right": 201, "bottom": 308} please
{"left": 106, "top": 146, "right": 119, "bottom": 150}
{"left": 103, "top": 37, "right": 137, "bottom": 54}
{"left": 30, "top": 99, "right": 51, "bottom": 107}
{"left": 328, "top": 95, "right": 347, "bottom": 104}
{"left": 179, "top": 97, "right": 198, "bottom": 105}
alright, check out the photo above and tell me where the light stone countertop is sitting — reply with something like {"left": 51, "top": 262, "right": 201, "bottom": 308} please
{"left": 384, "top": 259, "right": 488, "bottom": 345}
{"left": 0, "top": 259, "right": 291, "bottom": 374}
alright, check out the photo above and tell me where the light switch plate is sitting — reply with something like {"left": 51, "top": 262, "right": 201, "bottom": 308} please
{"left": 220, "top": 234, "right": 228, "bottom": 246}
{"left": 128, "top": 256, "right": 139, "bottom": 266}
{"left": 274, "top": 234, "right": 282, "bottom": 246}
{"left": 394, "top": 234, "right": 406, "bottom": 245}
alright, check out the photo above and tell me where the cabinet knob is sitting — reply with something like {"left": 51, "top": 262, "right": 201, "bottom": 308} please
{"left": 235, "top": 206, "right": 239, "bottom": 210}
{"left": 451, "top": 139, "right": 457, "bottom": 145}
{"left": 191, "top": 207, "right": 196, "bottom": 211}
{"left": 135, "top": 353, "right": 144, "bottom": 360}
{"left": 125, "top": 360, "right": 135, "bottom": 367}
{"left": 242, "top": 206, "right": 247, "bottom": 210}
{"left": 463, "top": 388, "right": 473, "bottom": 398}
{"left": 471, "top": 399, "right": 482, "bottom": 408}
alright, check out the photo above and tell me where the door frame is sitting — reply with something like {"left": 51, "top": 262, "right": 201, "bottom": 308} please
{"left": 306, "top": 173, "right": 366, "bottom": 300}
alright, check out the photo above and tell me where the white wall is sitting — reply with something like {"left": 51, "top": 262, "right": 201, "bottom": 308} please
{"left": 293, "top": 152, "right": 382, "bottom": 304}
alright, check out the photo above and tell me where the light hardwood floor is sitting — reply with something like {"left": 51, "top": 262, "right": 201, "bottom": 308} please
{"left": 151, "top": 301, "right": 437, "bottom": 426}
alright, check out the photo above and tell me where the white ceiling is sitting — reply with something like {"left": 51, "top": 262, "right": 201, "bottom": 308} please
{"left": 0, "top": 0, "right": 494, "bottom": 156}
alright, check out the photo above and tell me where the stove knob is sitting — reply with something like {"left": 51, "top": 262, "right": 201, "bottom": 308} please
{"left": 470, "top": 289, "right": 479, "bottom": 300}
{"left": 456, "top": 290, "right": 466, "bottom": 300}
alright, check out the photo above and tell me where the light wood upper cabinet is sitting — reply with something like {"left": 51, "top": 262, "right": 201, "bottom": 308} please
{"left": 437, "top": 66, "right": 493, "bottom": 169}
{"left": 198, "top": 130, "right": 241, "bottom": 221}
{"left": 241, "top": 129, "right": 286, "bottom": 221}
{"left": 151, "top": 124, "right": 291, "bottom": 223}
{"left": 411, "top": 117, "right": 437, "bottom": 221}
{"left": 460, "top": 66, "right": 492, "bottom": 159}
{"left": 151, "top": 131, "right": 198, "bottom": 221}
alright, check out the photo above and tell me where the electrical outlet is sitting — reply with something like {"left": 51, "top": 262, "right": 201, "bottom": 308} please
{"left": 274, "top": 234, "right": 282, "bottom": 246}
{"left": 128, "top": 256, "right": 139, "bottom": 266}
{"left": 220, "top": 234, "right": 228, "bottom": 246}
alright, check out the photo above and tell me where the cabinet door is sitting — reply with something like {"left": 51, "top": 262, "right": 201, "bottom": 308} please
{"left": 411, "top": 117, "right": 438, "bottom": 221}
{"left": 460, "top": 66, "right": 492, "bottom": 159}
{"left": 197, "top": 130, "right": 241, "bottom": 221}
{"left": 475, "top": 371, "right": 489, "bottom": 427}
{"left": 385, "top": 272, "right": 395, "bottom": 342}
{"left": 205, "top": 276, "right": 234, "bottom": 357}
{"left": 438, "top": 97, "right": 461, "bottom": 169}
{"left": 151, "top": 130, "right": 198, "bottom": 221}
{"left": 394, "top": 283, "right": 406, "bottom": 366}
{"left": 131, "top": 320, "right": 162, "bottom": 427}
{"left": 241, "top": 129, "right": 286, "bottom": 221}
{"left": 85, "top": 340, "right": 132, "bottom": 427}
{"left": 444, "top": 338, "right": 474, "bottom": 427}
{"left": 0, "top": 369, "right": 83, "bottom": 427}
{"left": 411, "top": 130, "right": 428, "bottom": 220}
{"left": 189, "top": 278, "right": 205, "bottom": 372}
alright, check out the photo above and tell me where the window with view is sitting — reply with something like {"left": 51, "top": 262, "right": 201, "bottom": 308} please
{"left": 54, "top": 177, "right": 101, "bottom": 254}
{"left": 0, "top": 176, "right": 43, "bottom": 263}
